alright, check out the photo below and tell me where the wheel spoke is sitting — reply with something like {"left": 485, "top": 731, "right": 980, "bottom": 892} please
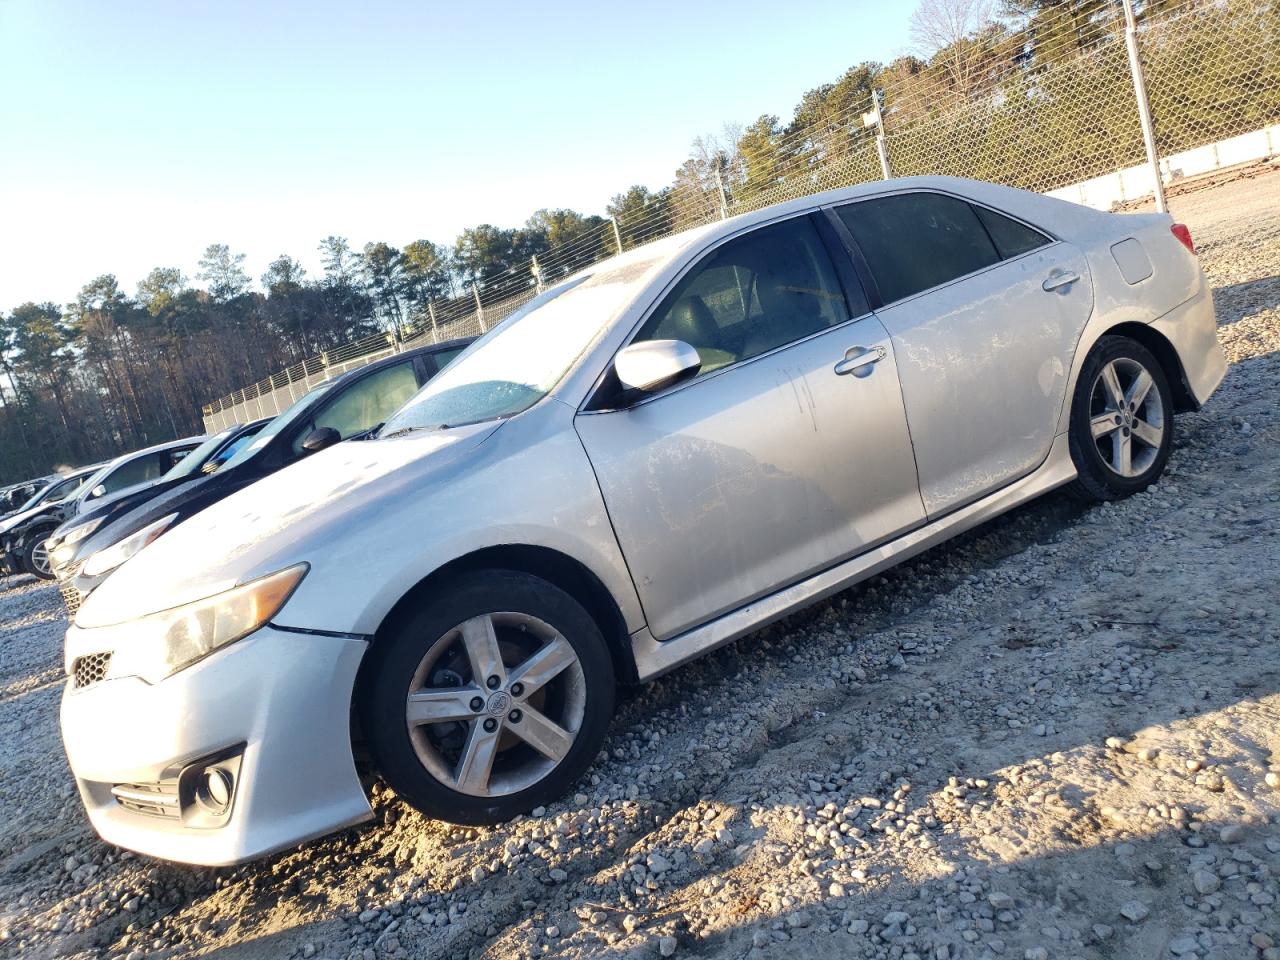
{"left": 1100, "top": 361, "right": 1125, "bottom": 409}
{"left": 509, "top": 705, "right": 574, "bottom": 762}
{"left": 460, "top": 615, "right": 506, "bottom": 687}
{"left": 1125, "top": 368, "right": 1153, "bottom": 412}
{"left": 1112, "top": 429, "right": 1133, "bottom": 476}
{"left": 407, "top": 686, "right": 484, "bottom": 726}
{"left": 508, "top": 636, "right": 576, "bottom": 698}
{"left": 1091, "top": 412, "right": 1120, "bottom": 439}
{"left": 1131, "top": 418, "right": 1162, "bottom": 449}
{"left": 454, "top": 721, "right": 501, "bottom": 794}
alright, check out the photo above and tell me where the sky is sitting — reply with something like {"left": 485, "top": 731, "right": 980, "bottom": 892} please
{"left": 0, "top": 0, "right": 909, "bottom": 310}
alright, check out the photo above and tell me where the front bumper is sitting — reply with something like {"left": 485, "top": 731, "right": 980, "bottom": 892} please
{"left": 61, "top": 624, "right": 373, "bottom": 866}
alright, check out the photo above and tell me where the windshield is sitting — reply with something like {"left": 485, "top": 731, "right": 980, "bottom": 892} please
{"left": 219, "top": 382, "right": 333, "bottom": 470}
{"left": 381, "top": 261, "right": 654, "bottom": 434}
{"left": 163, "top": 422, "right": 267, "bottom": 481}
{"left": 161, "top": 426, "right": 238, "bottom": 481}
{"left": 19, "top": 473, "right": 86, "bottom": 511}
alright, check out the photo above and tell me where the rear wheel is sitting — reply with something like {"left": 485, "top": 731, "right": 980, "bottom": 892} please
{"left": 1068, "top": 336, "right": 1173, "bottom": 502}
{"left": 359, "top": 570, "right": 615, "bottom": 824}
{"left": 21, "top": 531, "right": 56, "bottom": 580}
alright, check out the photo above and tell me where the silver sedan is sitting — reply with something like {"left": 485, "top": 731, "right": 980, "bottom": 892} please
{"left": 61, "top": 176, "right": 1224, "bottom": 865}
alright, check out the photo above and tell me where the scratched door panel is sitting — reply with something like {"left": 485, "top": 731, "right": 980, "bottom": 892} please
{"left": 575, "top": 314, "right": 924, "bottom": 641}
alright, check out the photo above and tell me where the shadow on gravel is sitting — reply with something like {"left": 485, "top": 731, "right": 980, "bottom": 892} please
{"left": 1212, "top": 275, "right": 1280, "bottom": 326}
{"left": 682, "top": 819, "right": 1280, "bottom": 959}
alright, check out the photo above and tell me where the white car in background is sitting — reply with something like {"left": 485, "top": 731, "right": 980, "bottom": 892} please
{"left": 61, "top": 176, "right": 1224, "bottom": 865}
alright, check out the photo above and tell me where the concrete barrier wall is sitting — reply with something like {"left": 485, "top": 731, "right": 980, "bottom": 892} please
{"left": 1047, "top": 125, "right": 1280, "bottom": 210}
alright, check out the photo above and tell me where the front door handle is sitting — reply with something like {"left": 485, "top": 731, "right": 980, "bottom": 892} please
{"left": 1042, "top": 270, "right": 1081, "bottom": 292}
{"left": 834, "top": 345, "right": 887, "bottom": 376}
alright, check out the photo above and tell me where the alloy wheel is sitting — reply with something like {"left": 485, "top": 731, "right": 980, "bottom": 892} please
{"left": 405, "top": 612, "right": 586, "bottom": 798}
{"left": 1088, "top": 357, "right": 1165, "bottom": 478}
{"left": 30, "top": 539, "right": 52, "bottom": 577}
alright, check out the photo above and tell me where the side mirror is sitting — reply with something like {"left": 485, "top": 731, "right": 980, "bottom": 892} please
{"left": 614, "top": 340, "right": 702, "bottom": 395}
{"left": 301, "top": 426, "right": 341, "bottom": 454}
{"left": 90, "top": 485, "right": 107, "bottom": 499}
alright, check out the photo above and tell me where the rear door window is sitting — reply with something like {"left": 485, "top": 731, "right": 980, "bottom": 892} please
{"left": 835, "top": 192, "right": 1001, "bottom": 304}
{"left": 160, "top": 446, "right": 196, "bottom": 471}
{"left": 426, "top": 346, "right": 468, "bottom": 374}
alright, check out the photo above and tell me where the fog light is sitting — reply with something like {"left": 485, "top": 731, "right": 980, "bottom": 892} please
{"left": 196, "top": 767, "right": 233, "bottom": 815}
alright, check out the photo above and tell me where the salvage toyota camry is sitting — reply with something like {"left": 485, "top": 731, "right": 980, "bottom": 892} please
{"left": 61, "top": 176, "right": 1224, "bottom": 865}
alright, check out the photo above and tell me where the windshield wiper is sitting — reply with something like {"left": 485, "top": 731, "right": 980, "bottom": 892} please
{"left": 379, "top": 424, "right": 451, "bottom": 439}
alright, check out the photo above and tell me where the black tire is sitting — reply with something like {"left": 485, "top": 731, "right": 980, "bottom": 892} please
{"left": 20, "top": 529, "right": 56, "bottom": 580}
{"left": 1067, "top": 335, "right": 1174, "bottom": 502}
{"left": 358, "top": 570, "right": 615, "bottom": 825}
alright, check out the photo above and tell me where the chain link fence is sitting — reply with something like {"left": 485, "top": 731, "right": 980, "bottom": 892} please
{"left": 203, "top": 0, "right": 1279, "bottom": 431}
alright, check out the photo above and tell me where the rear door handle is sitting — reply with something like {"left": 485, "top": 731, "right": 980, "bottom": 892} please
{"left": 1042, "top": 270, "right": 1081, "bottom": 292}
{"left": 834, "top": 345, "right": 886, "bottom": 376}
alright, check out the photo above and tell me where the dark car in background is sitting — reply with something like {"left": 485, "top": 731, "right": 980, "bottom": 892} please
{"left": 0, "top": 476, "right": 58, "bottom": 518}
{"left": 55, "top": 339, "right": 473, "bottom": 613}
{"left": 3, "top": 436, "right": 203, "bottom": 580}
{"left": 47, "top": 418, "right": 271, "bottom": 588}
{"left": 0, "top": 466, "right": 105, "bottom": 577}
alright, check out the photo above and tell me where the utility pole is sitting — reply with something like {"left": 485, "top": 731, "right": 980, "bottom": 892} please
{"left": 472, "top": 282, "right": 487, "bottom": 332}
{"left": 863, "top": 89, "right": 892, "bottom": 180}
{"left": 531, "top": 255, "right": 545, "bottom": 294}
{"left": 426, "top": 301, "right": 440, "bottom": 344}
{"left": 1121, "top": 0, "right": 1167, "bottom": 212}
{"left": 610, "top": 216, "right": 624, "bottom": 254}
{"left": 712, "top": 165, "right": 730, "bottom": 219}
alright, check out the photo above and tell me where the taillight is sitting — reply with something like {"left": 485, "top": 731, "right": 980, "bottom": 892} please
{"left": 1171, "top": 223, "right": 1195, "bottom": 255}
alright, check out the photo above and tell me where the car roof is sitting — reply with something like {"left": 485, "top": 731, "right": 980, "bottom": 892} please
{"left": 85, "top": 436, "right": 206, "bottom": 483}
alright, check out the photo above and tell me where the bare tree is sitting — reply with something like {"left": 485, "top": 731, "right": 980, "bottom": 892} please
{"left": 909, "top": 0, "right": 1003, "bottom": 101}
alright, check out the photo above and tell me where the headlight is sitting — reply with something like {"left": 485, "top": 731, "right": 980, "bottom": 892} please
{"left": 81, "top": 514, "right": 178, "bottom": 578}
{"left": 61, "top": 516, "right": 103, "bottom": 548}
{"left": 51, "top": 518, "right": 104, "bottom": 569}
{"left": 92, "top": 564, "right": 307, "bottom": 684}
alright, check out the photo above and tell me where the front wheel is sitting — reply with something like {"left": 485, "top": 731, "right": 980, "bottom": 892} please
{"left": 358, "top": 570, "right": 615, "bottom": 824}
{"left": 1067, "top": 335, "right": 1174, "bottom": 502}
{"left": 21, "top": 531, "right": 56, "bottom": 580}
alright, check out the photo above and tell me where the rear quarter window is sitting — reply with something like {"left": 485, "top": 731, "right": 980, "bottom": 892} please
{"left": 973, "top": 205, "right": 1052, "bottom": 259}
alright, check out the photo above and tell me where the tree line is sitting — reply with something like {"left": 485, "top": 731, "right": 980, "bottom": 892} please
{"left": 3, "top": 0, "right": 1274, "bottom": 483}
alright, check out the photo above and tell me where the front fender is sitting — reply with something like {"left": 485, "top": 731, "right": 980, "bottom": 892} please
{"left": 272, "top": 403, "right": 645, "bottom": 639}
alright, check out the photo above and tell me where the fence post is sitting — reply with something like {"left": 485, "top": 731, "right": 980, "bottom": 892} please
{"left": 610, "top": 216, "right": 624, "bottom": 254}
{"left": 472, "top": 282, "right": 487, "bottom": 332}
{"left": 712, "top": 166, "right": 730, "bottom": 219}
{"left": 864, "top": 89, "right": 893, "bottom": 180}
{"left": 1121, "top": 0, "right": 1167, "bottom": 213}
{"left": 531, "top": 255, "right": 545, "bottom": 294}
{"left": 427, "top": 301, "right": 440, "bottom": 343}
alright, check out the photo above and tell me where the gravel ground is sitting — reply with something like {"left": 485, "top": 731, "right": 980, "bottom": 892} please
{"left": 1, "top": 170, "right": 1278, "bottom": 960}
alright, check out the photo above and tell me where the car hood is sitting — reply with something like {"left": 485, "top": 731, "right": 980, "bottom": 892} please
{"left": 55, "top": 476, "right": 186, "bottom": 543}
{"left": 76, "top": 422, "right": 500, "bottom": 627}
{"left": 0, "top": 501, "right": 59, "bottom": 535}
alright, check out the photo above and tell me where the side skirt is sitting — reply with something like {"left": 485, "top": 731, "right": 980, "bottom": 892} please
{"left": 630, "top": 432, "right": 1077, "bottom": 682}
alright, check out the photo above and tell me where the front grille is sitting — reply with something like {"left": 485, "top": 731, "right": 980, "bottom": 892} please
{"left": 71, "top": 652, "right": 112, "bottom": 688}
{"left": 58, "top": 579, "right": 83, "bottom": 618}
{"left": 111, "top": 780, "right": 181, "bottom": 819}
